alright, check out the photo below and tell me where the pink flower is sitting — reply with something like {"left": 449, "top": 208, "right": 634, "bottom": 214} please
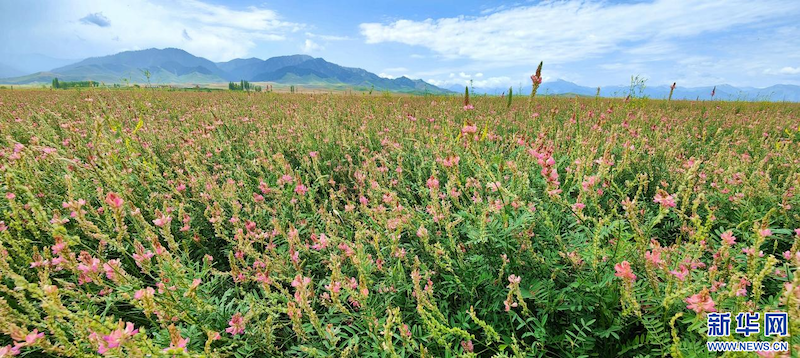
{"left": 508, "top": 274, "right": 521, "bottom": 284}
{"left": 132, "top": 251, "right": 154, "bottom": 267}
{"left": 645, "top": 250, "right": 664, "bottom": 267}
{"left": 291, "top": 275, "right": 312, "bottom": 288}
{"left": 77, "top": 257, "right": 100, "bottom": 274}
{"left": 100, "top": 323, "right": 138, "bottom": 354}
{"left": 742, "top": 247, "right": 764, "bottom": 257}
{"left": 103, "top": 259, "right": 124, "bottom": 281}
{"left": 461, "top": 340, "right": 474, "bottom": 353}
{"left": 5, "top": 193, "right": 15, "bottom": 200}
{"left": 426, "top": 176, "right": 440, "bottom": 190}
{"left": 152, "top": 214, "right": 172, "bottom": 227}
{"left": 162, "top": 335, "right": 189, "bottom": 353}
{"left": 0, "top": 345, "right": 18, "bottom": 356}
{"left": 311, "top": 233, "right": 329, "bottom": 250}
{"left": 463, "top": 104, "right": 474, "bottom": 110}
{"left": 461, "top": 124, "right": 477, "bottom": 135}
{"left": 720, "top": 231, "right": 736, "bottom": 246}
{"left": 134, "top": 287, "right": 155, "bottom": 300}
{"left": 653, "top": 190, "right": 676, "bottom": 208}
{"left": 0, "top": 221, "right": 6, "bottom": 232}
{"left": 759, "top": 228, "right": 772, "bottom": 237}
{"left": 294, "top": 184, "right": 308, "bottom": 196}
{"left": 326, "top": 281, "right": 342, "bottom": 294}
{"left": 670, "top": 265, "right": 689, "bottom": 281}
{"left": 309, "top": 151, "right": 318, "bottom": 158}
{"left": 279, "top": 174, "right": 294, "bottom": 186}
{"left": 24, "top": 329, "right": 44, "bottom": 345}
{"left": 104, "top": 192, "right": 124, "bottom": 210}
{"left": 735, "top": 277, "right": 750, "bottom": 297}
{"left": 226, "top": 313, "right": 245, "bottom": 335}
{"left": 685, "top": 289, "right": 716, "bottom": 314}
{"left": 614, "top": 261, "right": 636, "bottom": 282}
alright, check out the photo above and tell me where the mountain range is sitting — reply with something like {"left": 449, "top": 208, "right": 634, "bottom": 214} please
{"left": 2, "top": 48, "right": 799, "bottom": 101}
{"left": 0, "top": 48, "right": 449, "bottom": 94}
{"left": 458, "top": 79, "right": 800, "bottom": 102}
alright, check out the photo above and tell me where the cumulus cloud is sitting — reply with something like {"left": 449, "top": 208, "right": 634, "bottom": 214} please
{"left": 80, "top": 12, "right": 110, "bottom": 27}
{"left": 360, "top": 0, "right": 800, "bottom": 66}
{"left": 4, "top": 0, "right": 303, "bottom": 61}
{"left": 302, "top": 39, "right": 322, "bottom": 53}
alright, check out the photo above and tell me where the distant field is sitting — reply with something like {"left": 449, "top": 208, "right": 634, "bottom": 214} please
{"left": 0, "top": 89, "right": 799, "bottom": 356}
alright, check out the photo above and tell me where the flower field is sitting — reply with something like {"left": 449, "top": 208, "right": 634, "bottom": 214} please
{"left": 0, "top": 89, "right": 799, "bottom": 357}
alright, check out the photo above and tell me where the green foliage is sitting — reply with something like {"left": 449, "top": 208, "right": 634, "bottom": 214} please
{"left": 50, "top": 77, "right": 98, "bottom": 89}
{"left": 0, "top": 90, "right": 798, "bottom": 356}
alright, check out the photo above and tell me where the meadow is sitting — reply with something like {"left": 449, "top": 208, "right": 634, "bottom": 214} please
{"left": 0, "top": 89, "right": 799, "bottom": 357}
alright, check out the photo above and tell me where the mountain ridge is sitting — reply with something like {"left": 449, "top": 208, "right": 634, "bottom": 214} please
{"left": 0, "top": 48, "right": 451, "bottom": 94}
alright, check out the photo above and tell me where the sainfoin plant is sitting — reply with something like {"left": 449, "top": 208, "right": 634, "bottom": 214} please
{"left": 0, "top": 89, "right": 798, "bottom": 357}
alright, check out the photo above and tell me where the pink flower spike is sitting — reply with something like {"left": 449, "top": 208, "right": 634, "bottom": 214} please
{"left": 653, "top": 190, "right": 676, "bottom": 208}
{"left": 226, "top": 313, "right": 245, "bottom": 335}
{"left": 24, "top": 329, "right": 44, "bottom": 345}
{"left": 614, "top": 261, "right": 637, "bottom": 282}
{"left": 685, "top": 289, "right": 716, "bottom": 314}
{"left": 104, "top": 192, "right": 124, "bottom": 210}
{"left": 152, "top": 214, "right": 171, "bottom": 227}
{"left": 294, "top": 184, "right": 308, "bottom": 196}
{"left": 720, "top": 231, "right": 736, "bottom": 246}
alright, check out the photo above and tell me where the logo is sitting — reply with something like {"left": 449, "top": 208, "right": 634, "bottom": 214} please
{"left": 706, "top": 311, "right": 789, "bottom": 352}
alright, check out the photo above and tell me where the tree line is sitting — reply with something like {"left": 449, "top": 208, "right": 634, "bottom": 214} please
{"left": 228, "top": 80, "right": 264, "bottom": 92}
{"left": 52, "top": 78, "right": 99, "bottom": 89}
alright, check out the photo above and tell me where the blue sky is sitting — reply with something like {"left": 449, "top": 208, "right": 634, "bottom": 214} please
{"left": 1, "top": 0, "right": 799, "bottom": 88}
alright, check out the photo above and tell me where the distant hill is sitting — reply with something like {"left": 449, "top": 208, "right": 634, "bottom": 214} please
{"left": 0, "top": 63, "right": 24, "bottom": 78}
{"left": 0, "top": 48, "right": 451, "bottom": 94}
{"left": 466, "top": 79, "right": 800, "bottom": 102}
{"left": 1, "top": 53, "right": 77, "bottom": 75}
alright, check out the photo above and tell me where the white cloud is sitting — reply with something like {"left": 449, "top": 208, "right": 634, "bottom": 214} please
{"left": 1, "top": 0, "right": 302, "bottom": 62}
{"left": 764, "top": 66, "right": 800, "bottom": 75}
{"left": 305, "top": 32, "right": 350, "bottom": 41}
{"left": 779, "top": 67, "right": 800, "bottom": 75}
{"left": 427, "top": 75, "right": 515, "bottom": 89}
{"left": 378, "top": 73, "right": 397, "bottom": 79}
{"left": 360, "top": 0, "right": 800, "bottom": 67}
{"left": 302, "top": 39, "right": 322, "bottom": 53}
